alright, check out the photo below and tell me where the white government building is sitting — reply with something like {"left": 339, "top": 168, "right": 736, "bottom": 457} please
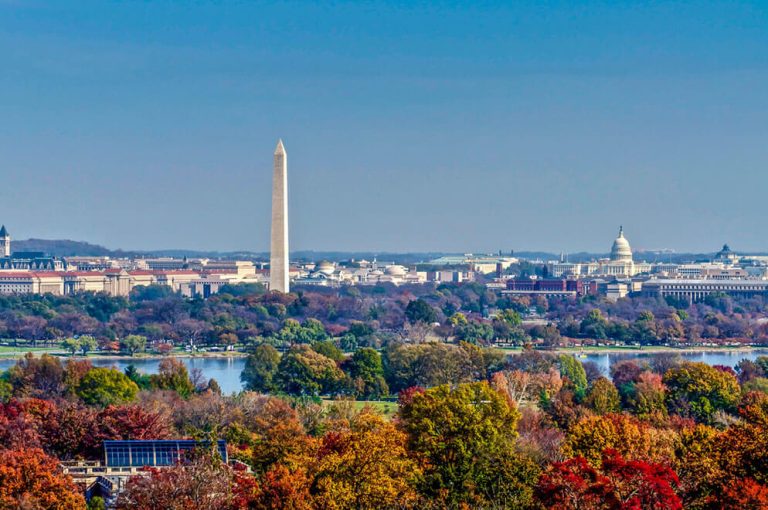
{"left": 548, "top": 227, "right": 651, "bottom": 278}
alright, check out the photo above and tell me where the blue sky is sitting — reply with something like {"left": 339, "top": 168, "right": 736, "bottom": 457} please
{"left": 1, "top": 1, "right": 767, "bottom": 253}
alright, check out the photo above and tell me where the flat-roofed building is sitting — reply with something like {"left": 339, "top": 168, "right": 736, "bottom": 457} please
{"left": 0, "top": 271, "right": 64, "bottom": 295}
{"left": 62, "top": 439, "right": 230, "bottom": 505}
{"left": 503, "top": 278, "right": 596, "bottom": 297}
{"left": 642, "top": 279, "right": 768, "bottom": 301}
{"left": 202, "top": 260, "right": 256, "bottom": 276}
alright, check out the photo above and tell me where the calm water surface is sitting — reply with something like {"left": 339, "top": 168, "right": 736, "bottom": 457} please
{"left": 582, "top": 349, "right": 768, "bottom": 376}
{"left": 1, "top": 349, "right": 767, "bottom": 394}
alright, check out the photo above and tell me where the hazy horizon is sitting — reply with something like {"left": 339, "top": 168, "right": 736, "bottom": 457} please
{"left": 2, "top": 1, "right": 767, "bottom": 253}
{"left": 10, "top": 236, "right": 754, "bottom": 260}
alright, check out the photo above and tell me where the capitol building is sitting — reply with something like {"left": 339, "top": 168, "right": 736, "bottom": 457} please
{"left": 549, "top": 227, "right": 651, "bottom": 278}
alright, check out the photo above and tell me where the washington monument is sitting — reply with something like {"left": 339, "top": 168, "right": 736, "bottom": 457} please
{"left": 270, "top": 139, "right": 289, "bottom": 293}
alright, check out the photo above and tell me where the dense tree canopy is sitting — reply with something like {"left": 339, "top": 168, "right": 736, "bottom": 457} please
{"left": 1, "top": 284, "right": 768, "bottom": 507}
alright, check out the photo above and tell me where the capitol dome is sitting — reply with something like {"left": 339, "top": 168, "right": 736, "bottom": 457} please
{"left": 385, "top": 265, "right": 407, "bottom": 277}
{"left": 610, "top": 226, "right": 633, "bottom": 262}
{"left": 316, "top": 260, "right": 335, "bottom": 275}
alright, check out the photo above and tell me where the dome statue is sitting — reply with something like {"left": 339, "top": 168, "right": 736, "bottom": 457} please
{"left": 610, "top": 226, "right": 633, "bottom": 262}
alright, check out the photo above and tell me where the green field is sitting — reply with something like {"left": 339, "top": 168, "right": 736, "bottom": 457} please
{"left": 322, "top": 399, "right": 399, "bottom": 419}
{"left": 353, "top": 400, "right": 398, "bottom": 417}
{"left": 0, "top": 345, "right": 62, "bottom": 356}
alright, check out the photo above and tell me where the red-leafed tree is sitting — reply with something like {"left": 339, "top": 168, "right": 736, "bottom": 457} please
{"left": 115, "top": 450, "right": 257, "bottom": 510}
{"left": 0, "top": 448, "right": 85, "bottom": 510}
{"left": 710, "top": 478, "right": 768, "bottom": 509}
{"left": 536, "top": 449, "right": 682, "bottom": 510}
{"left": 95, "top": 404, "right": 175, "bottom": 442}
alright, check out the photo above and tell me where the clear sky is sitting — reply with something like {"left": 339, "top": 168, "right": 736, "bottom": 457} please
{"left": 1, "top": 1, "right": 767, "bottom": 254}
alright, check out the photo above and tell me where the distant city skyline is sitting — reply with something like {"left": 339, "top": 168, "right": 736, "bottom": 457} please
{"left": 1, "top": 1, "right": 767, "bottom": 253}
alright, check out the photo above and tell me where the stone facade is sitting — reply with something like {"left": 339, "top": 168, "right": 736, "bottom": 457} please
{"left": 270, "top": 139, "right": 290, "bottom": 293}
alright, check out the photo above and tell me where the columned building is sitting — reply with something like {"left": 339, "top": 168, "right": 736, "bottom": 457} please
{"left": 642, "top": 279, "right": 768, "bottom": 301}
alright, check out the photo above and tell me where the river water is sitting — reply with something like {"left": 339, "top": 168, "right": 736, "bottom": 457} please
{"left": 1, "top": 349, "right": 767, "bottom": 395}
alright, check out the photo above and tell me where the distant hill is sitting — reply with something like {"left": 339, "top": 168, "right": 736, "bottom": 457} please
{"left": 11, "top": 239, "right": 760, "bottom": 264}
{"left": 14, "top": 239, "right": 119, "bottom": 257}
{"left": 13, "top": 239, "right": 263, "bottom": 259}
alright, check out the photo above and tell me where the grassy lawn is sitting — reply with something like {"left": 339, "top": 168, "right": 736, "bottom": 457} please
{"left": 322, "top": 399, "right": 399, "bottom": 419}
{"left": 0, "top": 345, "right": 62, "bottom": 355}
{"left": 353, "top": 400, "right": 398, "bottom": 418}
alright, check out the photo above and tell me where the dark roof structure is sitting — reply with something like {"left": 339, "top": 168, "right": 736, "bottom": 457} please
{"left": 103, "top": 439, "right": 227, "bottom": 467}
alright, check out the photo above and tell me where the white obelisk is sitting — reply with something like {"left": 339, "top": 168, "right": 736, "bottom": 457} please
{"left": 270, "top": 139, "right": 289, "bottom": 293}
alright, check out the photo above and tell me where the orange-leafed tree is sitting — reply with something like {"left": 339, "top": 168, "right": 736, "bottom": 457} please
{"left": 717, "top": 392, "right": 768, "bottom": 486}
{"left": 0, "top": 448, "right": 85, "bottom": 510}
{"left": 253, "top": 463, "right": 313, "bottom": 510}
{"left": 310, "top": 412, "right": 421, "bottom": 509}
{"left": 710, "top": 478, "right": 768, "bottom": 509}
{"left": 563, "top": 413, "right": 674, "bottom": 466}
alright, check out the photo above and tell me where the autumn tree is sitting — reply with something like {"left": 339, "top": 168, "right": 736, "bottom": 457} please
{"left": 0, "top": 448, "right": 85, "bottom": 509}
{"left": 710, "top": 478, "right": 768, "bottom": 510}
{"left": 76, "top": 367, "right": 139, "bottom": 406}
{"left": 78, "top": 335, "right": 98, "bottom": 356}
{"left": 673, "top": 423, "right": 724, "bottom": 508}
{"left": 241, "top": 344, "right": 281, "bottom": 393}
{"left": 150, "top": 358, "right": 196, "bottom": 398}
{"left": 120, "top": 334, "right": 147, "bottom": 356}
{"left": 663, "top": 362, "right": 740, "bottom": 423}
{"left": 404, "top": 299, "right": 437, "bottom": 324}
{"left": 491, "top": 368, "right": 562, "bottom": 408}
{"left": 536, "top": 449, "right": 682, "bottom": 510}
{"left": 399, "top": 382, "right": 525, "bottom": 507}
{"left": 383, "top": 342, "right": 502, "bottom": 392}
{"left": 311, "top": 412, "right": 421, "bottom": 509}
{"left": 95, "top": 404, "right": 174, "bottom": 442}
{"left": 627, "top": 371, "right": 668, "bottom": 421}
{"left": 61, "top": 337, "right": 81, "bottom": 356}
{"left": 716, "top": 392, "right": 768, "bottom": 487}
{"left": 563, "top": 413, "right": 674, "bottom": 467}
{"left": 610, "top": 360, "right": 644, "bottom": 406}
{"left": 558, "top": 355, "right": 588, "bottom": 397}
{"left": 115, "top": 450, "right": 255, "bottom": 510}
{"left": 343, "top": 347, "right": 388, "bottom": 399}
{"left": 63, "top": 359, "right": 94, "bottom": 394}
{"left": 584, "top": 377, "right": 621, "bottom": 415}
{"left": 7, "top": 353, "right": 65, "bottom": 398}
{"left": 276, "top": 345, "right": 345, "bottom": 396}
{"left": 235, "top": 393, "right": 313, "bottom": 474}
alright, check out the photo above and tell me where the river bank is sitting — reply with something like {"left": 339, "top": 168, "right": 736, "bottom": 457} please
{"left": 540, "top": 345, "right": 764, "bottom": 355}
{"left": 2, "top": 347, "right": 767, "bottom": 394}
{"left": 1, "top": 344, "right": 764, "bottom": 361}
{"left": 0, "top": 349, "right": 249, "bottom": 361}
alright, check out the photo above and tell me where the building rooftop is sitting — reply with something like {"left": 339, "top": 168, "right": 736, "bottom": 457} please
{"left": 103, "top": 439, "right": 228, "bottom": 467}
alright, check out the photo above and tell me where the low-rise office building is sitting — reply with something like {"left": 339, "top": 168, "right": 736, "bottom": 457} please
{"left": 642, "top": 279, "right": 768, "bottom": 301}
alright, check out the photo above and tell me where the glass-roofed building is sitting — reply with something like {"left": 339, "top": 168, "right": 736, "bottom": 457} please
{"left": 103, "top": 439, "right": 228, "bottom": 467}
{"left": 62, "top": 439, "right": 231, "bottom": 506}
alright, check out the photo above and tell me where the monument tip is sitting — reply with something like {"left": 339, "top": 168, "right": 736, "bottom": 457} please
{"left": 274, "top": 139, "right": 285, "bottom": 155}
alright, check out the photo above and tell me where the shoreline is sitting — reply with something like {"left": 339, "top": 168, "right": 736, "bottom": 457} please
{"left": 537, "top": 346, "right": 766, "bottom": 355}
{"left": 0, "top": 350, "right": 249, "bottom": 361}
{"left": 1, "top": 345, "right": 766, "bottom": 362}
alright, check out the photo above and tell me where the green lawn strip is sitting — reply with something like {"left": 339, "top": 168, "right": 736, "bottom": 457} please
{"left": 321, "top": 398, "right": 399, "bottom": 418}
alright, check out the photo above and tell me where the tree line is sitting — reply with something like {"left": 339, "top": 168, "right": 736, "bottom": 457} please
{"left": 1, "top": 345, "right": 768, "bottom": 508}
